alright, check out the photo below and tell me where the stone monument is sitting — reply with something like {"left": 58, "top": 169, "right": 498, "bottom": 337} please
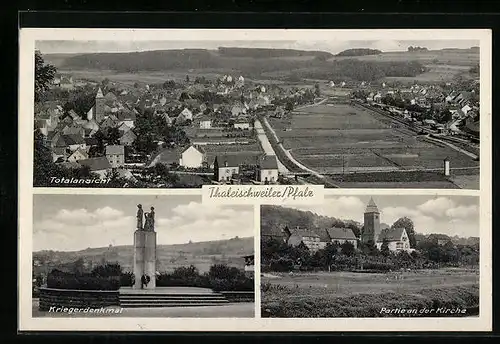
{"left": 133, "top": 205, "right": 157, "bottom": 289}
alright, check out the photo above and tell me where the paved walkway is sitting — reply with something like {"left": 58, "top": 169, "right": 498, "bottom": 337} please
{"left": 32, "top": 300, "right": 255, "bottom": 318}
{"left": 254, "top": 119, "right": 290, "bottom": 174}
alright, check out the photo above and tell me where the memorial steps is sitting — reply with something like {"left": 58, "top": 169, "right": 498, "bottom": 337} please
{"left": 118, "top": 287, "right": 230, "bottom": 308}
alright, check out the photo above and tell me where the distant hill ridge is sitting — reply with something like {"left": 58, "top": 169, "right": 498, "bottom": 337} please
{"left": 261, "top": 205, "right": 478, "bottom": 245}
{"left": 35, "top": 236, "right": 253, "bottom": 256}
{"left": 336, "top": 48, "right": 382, "bottom": 57}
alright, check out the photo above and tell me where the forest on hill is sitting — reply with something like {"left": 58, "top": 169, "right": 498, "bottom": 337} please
{"left": 217, "top": 47, "right": 333, "bottom": 59}
{"left": 54, "top": 48, "right": 426, "bottom": 82}
{"left": 261, "top": 205, "right": 366, "bottom": 239}
{"left": 336, "top": 48, "right": 382, "bottom": 56}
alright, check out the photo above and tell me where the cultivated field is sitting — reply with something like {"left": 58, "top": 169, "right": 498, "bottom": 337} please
{"left": 331, "top": 49, "right": 479, "bottom": 66}
{"left": 270, "top": 104, "right": 479, "bottom": 179}
{"left": 261, "top": 269, "right": 479, "bottom": 317}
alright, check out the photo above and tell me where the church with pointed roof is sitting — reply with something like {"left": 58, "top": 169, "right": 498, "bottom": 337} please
{"left": 361, "top": 197, "right": 412, "bottom": 252}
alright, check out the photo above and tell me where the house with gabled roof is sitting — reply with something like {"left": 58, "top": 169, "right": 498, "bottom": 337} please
{"left": 176, "top": 108, "right": 193, "bottom": 124}
{"left": 54, "top": 134, "right": 86, "bottom": 152}
{"left": 179, "top": 145, "right": 206, "bottom": 168}
{"left": 376, "top": 227, "right": 412, "bottom": 252}
{"left": 326, "top": 227, "right": 358, "bottom": 249}
{"left": 285, "top": 226, "right": 323, "bottom": 253}
{"left": 100, "top": 115, "right": 119, "bottom": 130}
{"left": 78, "top": 157, "right": 111, "bottom": 178}
{"left": 231, "top": 103, "right": 247, "bottom": 117}
{"left": 105, "top": 145, "right": 125, "bottom": 168}
{"left": 258, "top": 155, "right": 278, "bottom": 183}
{"left": 67, "top": 148, "right": 89, "bottom": 163}
{"left": 234, "top": 118, "right": 252, "bottom": 130}
{"left": 198, "top": 114, "right": 212, "bottom": 129}
{"left": 119, "top": 129, "right": 137, "bottom": 146}
{"left": 116, "top": 110, "right": 136, "bottom": 128}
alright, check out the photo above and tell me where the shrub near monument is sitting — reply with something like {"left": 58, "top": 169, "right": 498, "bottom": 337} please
{"left": 44, "top": 262, "right": 253, "bottom": 291}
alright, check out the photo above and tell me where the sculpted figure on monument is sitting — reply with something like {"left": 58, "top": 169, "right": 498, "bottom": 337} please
{"left": 137, "top": 204, "right": 144, "bottom": 230}
{"left": 150, "top": 207, "right": 155, "bottom": 231}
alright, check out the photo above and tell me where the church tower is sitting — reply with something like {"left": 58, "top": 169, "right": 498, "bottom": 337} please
{"left": 94, "top": 87, "right": 105, "bottom": 123}
{"left": 362, "top": 197, "right": 381, "bottom": 245}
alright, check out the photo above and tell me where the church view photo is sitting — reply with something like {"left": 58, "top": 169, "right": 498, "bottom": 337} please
{"left": 32, "top": 194, "right": 255, "bottom": 318}
{"left": 260, "top": 195, "right": 480, "bottom": 318}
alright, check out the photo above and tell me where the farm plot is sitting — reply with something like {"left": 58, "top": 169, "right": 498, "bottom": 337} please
{"left": 269, "top": 104, "right": 480, "bottom": 175}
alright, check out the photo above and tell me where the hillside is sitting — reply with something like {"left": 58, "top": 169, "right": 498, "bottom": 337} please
{"left": 332, "top": 47, "right": 479, "bottom": 66}
{"left": 261, "top": 205, "right": 364, "bottom": 240}
{"left": 217, "top": 47, "right": 333, "bottom": 59}
{"left": 261, "top": 205, "right": 475, "bottom": 246}
{"left": 336, "top": 48, "right": 382, "bottom": 57}
{"left": 44, "top": 47, "right": 427, "bottom": 82}
{"left": 33, "top": 237, "right": 253, "bottom": 274}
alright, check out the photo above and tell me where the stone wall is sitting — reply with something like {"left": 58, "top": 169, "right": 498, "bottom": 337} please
{"left": 38, "top": 287, "right": 120, "bottom": 311}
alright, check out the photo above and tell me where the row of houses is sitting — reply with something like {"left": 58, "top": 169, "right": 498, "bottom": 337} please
{"left": 152, "top": 144, "right": 279, "bottom": 183}
{"left": 263, "top": 199, "right": 414, "bottom": 254}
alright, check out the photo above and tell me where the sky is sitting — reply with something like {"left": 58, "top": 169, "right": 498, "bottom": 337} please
{"left": 287, "top": 195, "right": 479, "bottom": 238}
{"left": 35, "top": 39, "right": 479, "bottom": 55}
{"left": 33, "top": 195, "right": 254, "bottom": 252}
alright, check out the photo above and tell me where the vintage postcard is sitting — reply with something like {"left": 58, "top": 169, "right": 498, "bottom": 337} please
{"left": 18, "top": 28, "right": 492, "bottom": 332}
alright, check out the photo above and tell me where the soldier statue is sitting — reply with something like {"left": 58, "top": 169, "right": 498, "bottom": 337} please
{"left": 136, "top": 204, "right": 144, "bottom": 230}
{"left": 149, "top": 207, "right": 155, "bottom": 231}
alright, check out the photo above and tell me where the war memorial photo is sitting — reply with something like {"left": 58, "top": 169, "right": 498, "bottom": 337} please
{"left": 260, "top": 195, "right": 480, "bottom": 318}
{"left": 32, "top": 195, "right": 255, "bottom": 317}
{"left": 33, "top": 38, "right": 480, "bottom": 189}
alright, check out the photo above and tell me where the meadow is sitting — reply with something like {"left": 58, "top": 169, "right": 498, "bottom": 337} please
{"left": 269, "top": 104, "right": 480, "bottom": 176}
{"left": 261, "top": 269, "right": 479, "bottom": 317}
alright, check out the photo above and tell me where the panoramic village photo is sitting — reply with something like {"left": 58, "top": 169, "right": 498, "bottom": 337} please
{"left": 33, "top": 38, "right": 480, "bottom": 189}
{"left": 260, "top": 195, "right": 480, "bottom": 318}
{"left": 32, "top": 194, "right": 255, "bottom": 318}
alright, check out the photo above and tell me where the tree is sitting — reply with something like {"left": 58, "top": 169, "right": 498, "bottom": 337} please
{"left": 186, "top": 75, "right": 190, "bottom": 83}
{"left": 34, "top": 50, "right": 57, "bottom": 102}
{"left": 285, "top": 101, "right": 294, "bottom": 113}
{"left": 106, "top": 127, "right": 121, "bottom": 145}
{"left": 340, "top": 241, "right": 355, "bottom": 257}
{"left": 391, "top": 217, "right": 416, "bottom": 248}
{"left": 380, "top": 239, "right": 391, "bottom": 256}
{"left": 71, "top": 258, "right": 85, "bottom": 275}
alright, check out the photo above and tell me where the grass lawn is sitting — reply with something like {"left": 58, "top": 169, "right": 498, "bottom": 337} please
{"left": 261, "top": 268, "right": 479, "bottom": 318}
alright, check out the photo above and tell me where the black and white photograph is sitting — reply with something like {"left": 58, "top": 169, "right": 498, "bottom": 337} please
{"left": 32, "top": 194, "right": 255, "bottom": 318}
{"left": 261, "top": 195, "right": 480, "bottom": 318}
{"left": 33, "top": 36, "right": 480, "bottom": 189}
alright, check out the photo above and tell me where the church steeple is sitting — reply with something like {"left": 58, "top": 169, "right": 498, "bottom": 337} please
{"left": 362, "top": 197, "right": 381, "bottom": 245}
{"left": 365, "top": 197, "right": 379, "bottom": 213}
{"left": 96, "top": 87, "right": 104, "bottom": 98}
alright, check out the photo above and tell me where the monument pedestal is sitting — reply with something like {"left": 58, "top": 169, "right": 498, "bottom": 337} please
{"left": 133, "top": 230, "right": 157, "bottom": 290}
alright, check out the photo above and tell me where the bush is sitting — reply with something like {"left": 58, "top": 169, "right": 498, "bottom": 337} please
{"left": 47, "top": 272, "right": 120, "bottom": 290}
{"left": 120, "top": 271, "right": 134, "bottom": 287}
{"left": 92, "top": 263, "right": 122, "bottom": 277}
{"left": 156, "top": 264, "right": 254, "bottom": 291}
